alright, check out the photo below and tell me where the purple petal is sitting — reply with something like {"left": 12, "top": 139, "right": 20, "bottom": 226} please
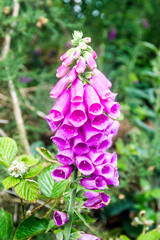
{"left": 50, "top": 76, "right": 69, "bottom": 99}
{"left": 69, "top": 102, "right": 87, "bottom": 127}
{"left": 59, "top": 112, "right": 78, "bottom": 139}
{"left": 94, "top": 163, "right": 115, "bottom": 179}
{"left": 75, "top": 156, "right": 95, "bottom": 175}
{"left": 52, "top": 131, "right": 70, "bottom": 150}
{"left": 79, "top": 233, "right": 100, "bottom": 240}
{"left": 56, "top": 65, "right": 69, "bottom": 78}
{"left": 89, "top": 113, "right": 109, "bottom": 130}
{"left": 71, "top": 78, "right": 84, "bottom": 103}
{"left": 56, "top": 149, "right": 74, "bottom": 165}
{"left": 73, "top": 129, "right": 89, "bottom": 155}
{"left": 53, "top": 211, "right": 67, "bottom": 226}
{"left": 87, "top": 148, "right": 105, "bottom": 165}
{"left": 51, "top": 165, "right": 73, "bottom": 182}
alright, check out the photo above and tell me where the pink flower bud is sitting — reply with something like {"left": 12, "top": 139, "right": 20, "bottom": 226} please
{"left": 86, "top": 53, "right": 97, "bottom": 70}
{"left": 76, "top": 58, "right": 86, "bottom": 73}
{"left": 92, "top": 50, "right": 97, "bottom": 59}
{"left": 79, "top": 233, "right": 100, "bottom": 240}
{"left": 56, "top": 65, "right": 69, "bottom": 78}
{"left": 62, "top": 56, "right": 73, "bottom": 67}
{"left": 66, "top": 68, "right": 78, "bottom": 83}
{"left": 73, "top": 47, "right": 81, "bottom": 59}
{"left": 84, "top": 37, "right": 91, "bottom": 43}
{"left": 54, "top": 211, "right": 67, "bottom": 226}
{"left": 60, "top": 52, "right": 68, "bottom": 61}
{"left": 50, "top": 76, "right": 69, "bottom": 99}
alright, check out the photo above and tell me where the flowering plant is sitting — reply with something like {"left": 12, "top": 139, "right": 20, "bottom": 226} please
{"left": 45, "top": 30, "right": 120, "bottom": 239}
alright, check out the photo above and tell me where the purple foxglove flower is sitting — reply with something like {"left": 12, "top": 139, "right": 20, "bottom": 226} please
{"left": 93, "top": 69, "right": 112, "bottom": 88}
{"left": 108, "top": 28, "right": 117, "bottom": 40}
{"left": 71, "top": 78, "right": 84, "bottom": 103}
{"left": 76, "top": 58, "right": 86, "bottom": 73}
{"left": 105, "top": 168, "right": 119, "bottom": 187}
{"left": 79, "top": 233, "right": 100, "bottom": 240}
{"left": 104, "top": 152, "right": 117, "bottom": 167}
{"left": 69, "top": 102, "right": 87, "bottom": 127}
{"left": 62, "top": 56, "right": 73, "bottom": 67}
{"left": 80, "top": 175, "right": 107, "bottom": 190}
{"left": 84, "top": 84, "right": 103, "bottom": 115}
{"left": 73, "top": 130, "right": 89, "bottom": 155}
{"left": 84, "top": 37, "right": 91, "bottom": 43}
{"left": 50, "top": 89, "right": 71, "bottom": 122}
{"left": 89, "top": 113, "right": 109, "bottom": 130}
{"left": 107, "top": 120, "right": 120, "bottom": 138}
{"left": 50, "top": 76, "right": 69, "bottom": 99}
{"left": 59, "top": 112, "right": 78, "bottom": 139}
{"left": 73, "top": 47, "right": 81, "bottom": 59}
{"left": 142, "top": 18, "right": 150, "bottom": 28}
{"left": 97, "top": 135, "right": 112, "bottom": 152}
{"left": 103, "top": 118, "right": 114, "bottom": 135}
{"left": 56, "top": 149, "right": 74, "bottom": 165}
{"left": 101, "top": 98, "right": 120, "bottom": 119}
{"left": 52, "top": 131, "right": 70, "bottom": 150}
{"left": 94, "top": 163, "right": 115, "bottom": 179}
{"left": 92, "top": 50, "right": 97, "bottom": 59}
{"left": 53, "top": 211, "right": 67, "bottom": 226}
{"left": 56, "top": 65, "right": 69, "bottom": 78}
{"left": 86, "top": 53, "right": 97, "bottom": 70}
{"left": 66, "top": 68, "right": 78, "bottom": 83}
{"left": 75, "top": 156, "right": 95, "bottom": 175}
{"left": 51, "top": 165, "right": 73, "bottom": 182}
{"left": 45, "top": 114, "right": 61, "bottom": 132}
{"left": 87, "top": 148, "right": 105, "bottom": 166}
{"left": 84, "top": 191, "right": 110, "bottom": 209}
{"left": 60, "top": 52, "right": 68, "bottom": 61}
{"left": 82, "top": 121, "right": 103, "bottom": 147}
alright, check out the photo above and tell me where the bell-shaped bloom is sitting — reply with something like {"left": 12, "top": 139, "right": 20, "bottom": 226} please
{"left": 56, "top": 65, "right": 69, "bottom": 78}
{"left": 84, "top": 37, "right": 91, "bottom": 43}
{"left": 71, "top": 78, "right": 84, "bottom": 103}
{"left": 94, "top": 163, "right": 115, "bottom": 179}
{"left": 84, "top": 84, "right": 103, "bottom": 115}
{"left": 93, "top": 69, "right": 112, "bottom": 89}
{"left": 90, "top": 75, "right": 111, "bottom": 100}
{"left": 52, "top": 131, "right": 70, "bottom": 150}
{"left": 106, "top": 120, "right": 120, "bottom": 138}
{"left": 66, "top": 68, "right": 78, "bottom": 83}
{"left": 73, "top": 47, "right": 81, "bottom": 59}
{"left": 76, "top": 58, "right": 86, "bottom": 73}
{"left": 84, "top": 191, "right": 110, "bottom": 209}
{"left": 105, "top": 168, "right": 119, "bottom": 187}
{"left": 87, "top": 148, "right": 105, "bottom": 166}
{"left": 51, "top": 165, "right": 73, "bottom": 182}
{"left": 45, "top": 114, "right": 61, "bottom": 133}
{"left": 75, "top": 156, "right": 95, "bottom": 175}
{"left": 82, "top": 121, "right": 103, "bottom": 147}
{"left": 89, "top": 113, "right": 109, "bottom": 130}
{"left": 56, "top": 149, "right": 74, "bottom": 165}
{"left": 60, "top": 52, "right": 68, "bottom": 61}
{"left": 62, "top": 56, "right": 73, "bottom": 67}
{"left": 58, "top": 112, "right": 78, "bottom": 139}
{"left": 53, "top": 211, "right": 67, "bottom": 226}
{"left": 97, "top": 135, "right": 112, "bottom": 152}
{"left": 92, "top": 50, "right": 97, "bottom": 59}
{"left": 69, "top": 102, "right": 87, "bottom": 127}
{"left": 79, "top": 233, "right": 100, "bottom": 240}
{"left": 101, "top": 98, "right": 120, "bottom": 119}
{"left": 50, "top": 76, "right": 69, "bottom": 99}
{"left": 50, "top": 89, "right": 71, "bottom": 122}
{"left": 80, "top": 175, "right": 107, "bottom": 190}
{"left": 104, "top": 152, "right": 117, "bottom": 167}
{"left": 73, "top": 130, "right": 89, "bottom": 155}
{"left": 85, "top": 53, "right": 97, "bottom": 70}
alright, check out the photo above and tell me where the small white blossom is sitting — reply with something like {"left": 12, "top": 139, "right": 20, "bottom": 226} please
{"left": 8, "top": 160, "right": 27, "bottom": 178}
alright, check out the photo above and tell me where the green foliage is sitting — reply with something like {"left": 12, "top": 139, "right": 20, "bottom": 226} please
{"left": 23, "top": 164, "right": 44, "bottom": 178}
{"left": 137, "top": 230, "right": 160, "bottom": 240}
{"left": 14, "top": 179, "right": 39, "bottom": 202}
{"left": 38, "top": 165, "right": 69, "bottom": 198}
{"left": 3, "top": 176, "right": 20, "bottom": 190}
{"left": 0, "top": 137, "right": 17, "bottom": 167}
{"left": 0, "top": 208, "right": 14, "bottom": 240}
{"left": 14, "top": 216, "right": 48, "bottom": 240}
{"left": 36, "top": 147, "right": 57, "bottom": 162}
{"left": 17, "top": 155, "right": 39, "bottom": 167}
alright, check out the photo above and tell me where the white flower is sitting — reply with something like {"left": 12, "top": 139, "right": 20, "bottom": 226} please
{"left": 8, "top": 160, "right": 27, "bottom": 178}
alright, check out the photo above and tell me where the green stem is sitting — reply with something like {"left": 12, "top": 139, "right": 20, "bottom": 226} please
{"left": 44, "top": 199, "right": 59, "bottom": 218}
{"left": 64, "top": 168, "right": 78, "bottom": 240}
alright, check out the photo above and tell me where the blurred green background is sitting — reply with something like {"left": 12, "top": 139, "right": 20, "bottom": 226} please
{"left": 0, "top": 0, "right": 160, "bottom": 239}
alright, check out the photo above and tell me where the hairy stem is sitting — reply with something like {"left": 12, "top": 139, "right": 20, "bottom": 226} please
{"left": 64, "top": 168, "right": 78, "bottom": 240}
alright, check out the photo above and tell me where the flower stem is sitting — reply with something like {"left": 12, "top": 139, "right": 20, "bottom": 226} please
{"left": 64, "top": 168, "right": 78, "bottom": 240}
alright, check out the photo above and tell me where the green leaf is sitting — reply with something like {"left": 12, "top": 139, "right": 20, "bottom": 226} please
{"left": 70, "top": 232, "right": 82, "bottom": 240}
{"left": 36, "top": 147, "right": 56, "bottom": 162}
{"left": 0, "top": 208, "right": 14, "bottom": 240}
{"left": 24, "top": 164, "right": 44, "bottom": 178}
{"left": 74, "top": 209, "right": 91, "bottom": 230}
{"left": 137, "top": 230, "right": 160, "bottom": 240}
{"left": 3, "top": 176, "right": 20, "bottom": 190}
{"left": 120, "top": 235, "right": 131, "bottom": 240}
{"left": 14, "top": 216, "right": 48, "bottom": 240}
{"left": 0, "top": 137, "right": 18, "bottom": 167}
{"left": 38, "top": 165, "right": 69, "bottom": 198}
{"left": 14, "top": 180, "right": 39, "bottom": 202}
{"left": 56, "top": 231, "right": 64, "bottom": 240}
{"left": 46, "top": 219, "right": 57, "bottom": 233}
{"left": 18, "top": 155, "right": 39, "bottom": 167}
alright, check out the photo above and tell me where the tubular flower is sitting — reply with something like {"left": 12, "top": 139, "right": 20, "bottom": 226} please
{"left": 79, "top": 233, "right": 100, "bottom": 240}
{"left": 46, "top": 31, "right": 120, "bottom": 213}
{"left": 53, "top": 211, "right": 67, "bottom": 226}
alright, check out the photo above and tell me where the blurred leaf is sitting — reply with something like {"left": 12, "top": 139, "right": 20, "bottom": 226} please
{"left": 74, "top": 209, "right": 91, "bottom": 230}
{"left": 120, "top": 235, "right": 131, "bottom": 240}
{"left": 36, "top": 147, "right": 56, "bottom": 162}
{"left": 18, "top": 155, "right": 39, "bottom": 167}
{"left": 142, "top": 41, "right": 158, "bottom": 53}
{"left": 137, "top": 230, "right": 160, "bottom": 240}
{"left": 3, "top": 176, "right": 20, "bottom": 190}
{"left": 14, "top": 216, "right": 48, "bottom": 240}
{"left": 14, "top": 179, "right": 39, "bottom": 202}
{"left": 0, "top": 137, "right": 18, "bottom": 167}
{"left": 0, "top": 208, "right": 14, "bottom": 240}
{"left": 30, "top": 141, "right": 45, "bottom": 155}
{"left": 70, "top": 232, "right": 82, "bottom": 240}
{"left": 24, "top": 164, "right": 44, "bottom": 178}
{"left": 38, "top": 165, "right": 69, "bottom": 198}
{"left": 45, "top": 219, "right": 56, "bottom": 233}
